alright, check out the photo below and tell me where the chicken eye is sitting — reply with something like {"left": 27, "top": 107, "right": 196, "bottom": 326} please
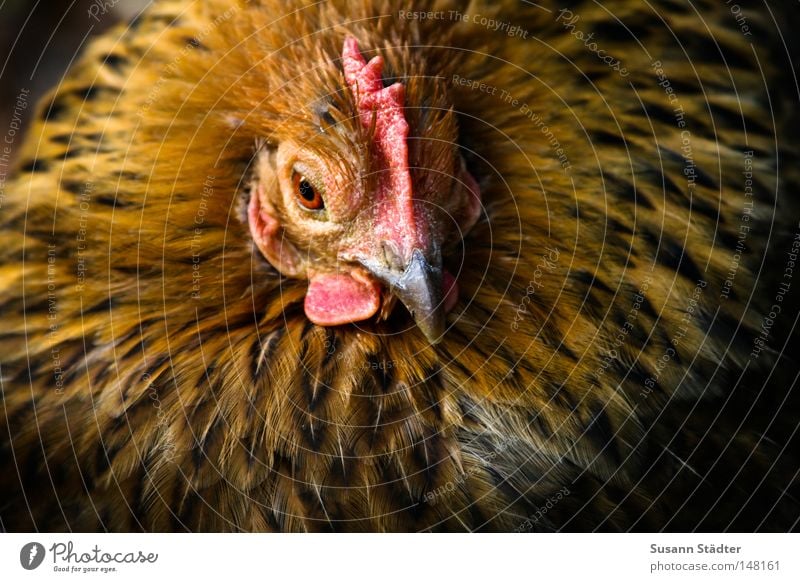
{"left": 292, "top": 172, "right": 324, "bottom": 210}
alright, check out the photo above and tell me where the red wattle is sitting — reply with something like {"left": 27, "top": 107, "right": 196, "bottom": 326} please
{"left": 443, "top": 270, "right": 459, "bottom": 313}
{"left": 304, "top": 272, "right": 381, "bottom": 326}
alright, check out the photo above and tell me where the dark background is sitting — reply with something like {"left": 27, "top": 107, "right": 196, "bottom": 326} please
{"left": 0, "top": 0, "right": 148, "bottom": 163}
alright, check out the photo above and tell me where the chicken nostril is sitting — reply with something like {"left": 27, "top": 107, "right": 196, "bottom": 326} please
{"left": 381, "top": 240, "right": 406, "bottom": 273}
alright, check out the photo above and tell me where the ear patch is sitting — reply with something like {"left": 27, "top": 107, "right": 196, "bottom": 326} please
{"left": 248, "top": 183, "right": 304, "bottom": 277}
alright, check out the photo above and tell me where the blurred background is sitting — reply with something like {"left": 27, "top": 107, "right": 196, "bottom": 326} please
{"left": 0, "top": 0, "right": 149, "bottom": 163}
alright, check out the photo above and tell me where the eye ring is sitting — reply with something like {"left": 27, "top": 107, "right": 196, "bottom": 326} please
{"left": 292, "top": 172, "right": 324, "bottom": 211}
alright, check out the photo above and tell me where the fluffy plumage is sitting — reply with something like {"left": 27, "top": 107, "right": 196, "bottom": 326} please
{"left": 1, "top": 0, "right": 798, "bottom": 531}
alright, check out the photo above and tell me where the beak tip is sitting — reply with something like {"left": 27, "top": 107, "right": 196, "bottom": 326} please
{"left": 398, "top": 249, "right": 447, "bottom": 344}
{"left": 415, "top": 313, "right": 446, "bottom": 345}
{"left": 426, "top": 330, "right": 445, "bottom": 345}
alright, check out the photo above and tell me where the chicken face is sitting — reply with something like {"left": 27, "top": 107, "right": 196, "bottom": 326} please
{"left": 248, "top": 37, "right": 481, "bottom": 343}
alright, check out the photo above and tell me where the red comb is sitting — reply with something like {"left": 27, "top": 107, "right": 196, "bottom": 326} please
{"left": 342, "top": 36, "right": 408, "bottom": 153}
{"left": 342, "top": 36, "right": 423, "bottom": 258}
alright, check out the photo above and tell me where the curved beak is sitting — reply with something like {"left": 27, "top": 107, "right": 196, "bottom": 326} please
{"left": 359, "top": 248, "right": 445, "bottom": 344}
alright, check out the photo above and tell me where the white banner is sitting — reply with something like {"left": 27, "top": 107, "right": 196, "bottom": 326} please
{"left": 0, "top": 533, "right": 796, "bottom": 581}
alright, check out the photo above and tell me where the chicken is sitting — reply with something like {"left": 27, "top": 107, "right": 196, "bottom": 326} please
{"left": 0, "top": 0, "right": 798, "bottom": 532}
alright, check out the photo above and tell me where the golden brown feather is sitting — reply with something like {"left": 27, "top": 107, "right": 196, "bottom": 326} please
{"left": 1, "top": 0, "right": 798, "bottom": 531}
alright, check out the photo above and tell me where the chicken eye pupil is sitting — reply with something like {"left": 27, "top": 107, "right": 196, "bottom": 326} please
{"left": 292, "top": 172, "right": 324, "bottom": 211}
{"left": 298, "top": 179, "right": 315, "bottom": 201}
